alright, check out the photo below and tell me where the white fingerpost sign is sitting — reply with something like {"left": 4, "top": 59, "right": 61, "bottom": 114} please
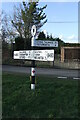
{"left": 33, "top": 50, "right": 54, "bottom": 61}
{"left": 34, "top": 40, "right": 58, "bottom": 47}
{"left": 14, "top": 50, "right": 33, "bottom": 60}
{"left": 14, "top": 50, "right": 54, "bottom": 62}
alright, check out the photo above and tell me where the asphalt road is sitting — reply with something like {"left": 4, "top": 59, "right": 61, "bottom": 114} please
{"left": 2, "top": 65, "right": 80, "bottom": 78}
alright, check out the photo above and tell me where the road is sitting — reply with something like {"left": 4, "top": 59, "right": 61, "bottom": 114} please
{"left": 2, "top": 65, "right": 80, "bottom": 78}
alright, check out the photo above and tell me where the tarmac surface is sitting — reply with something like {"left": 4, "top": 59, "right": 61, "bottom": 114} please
{"left": 2, "top": 65, "right": 80, "bottom": 78}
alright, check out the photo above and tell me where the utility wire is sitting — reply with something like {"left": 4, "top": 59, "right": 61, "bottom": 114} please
{"left": 47, "top": 21, "right": 78, "bottom": 23}
{"left": 1, "top": 20, "right": 78, "bottom": 23}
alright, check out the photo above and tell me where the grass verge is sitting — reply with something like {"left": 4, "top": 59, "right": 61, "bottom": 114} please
{"left": 2, "top": 72, "right": 79, "bottom": 119}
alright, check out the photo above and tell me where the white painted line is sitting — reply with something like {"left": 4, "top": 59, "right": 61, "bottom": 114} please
{"left": 58, "top": 76, "right": 67, "bottom": 79}
{"left": 73, "top": 77, "right": 80, "bottom": 80}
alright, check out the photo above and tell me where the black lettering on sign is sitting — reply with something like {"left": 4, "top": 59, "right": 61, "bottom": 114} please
{"left": 15, "top": 53, "right": 18, "bottom": 56}
{"left": 47, "top": 53, "right": 54, "bottom": 58}
{"left": 20, "top": 54, "right": 25, "bottom": 59}
{"left": 26, "top": 53, "right": 28, "bottom": 56}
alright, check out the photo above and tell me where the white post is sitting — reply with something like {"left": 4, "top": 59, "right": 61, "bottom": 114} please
{"left": 31, "top": 25, "right": 36, "bottom": 90}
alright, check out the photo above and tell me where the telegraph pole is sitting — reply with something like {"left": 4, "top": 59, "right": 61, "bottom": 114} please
{"left": 31, "top": 25, "right": 36, "bottom": 90}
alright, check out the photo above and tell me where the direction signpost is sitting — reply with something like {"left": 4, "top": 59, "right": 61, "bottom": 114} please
{"left": 13, "top": 25, "right": 58, "bottom": 90}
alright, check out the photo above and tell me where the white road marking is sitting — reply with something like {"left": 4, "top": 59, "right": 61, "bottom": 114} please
{"left": 58, "top": 76, "right": 67, "bottom": 79}
{"left": 73, "top": 77, "right": 80, "bottom": 80}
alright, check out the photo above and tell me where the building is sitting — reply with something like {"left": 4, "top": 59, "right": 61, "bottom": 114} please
{"left": 61, "top": 47, "right": 80, "bottom": 62}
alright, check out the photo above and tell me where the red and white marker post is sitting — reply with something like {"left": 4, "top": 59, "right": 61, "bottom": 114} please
{"left": 31, "top": 67, "right": 35, "bottom": 90}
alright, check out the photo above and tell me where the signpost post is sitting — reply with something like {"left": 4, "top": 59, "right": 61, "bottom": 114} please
{"left": 13, "top": 25, "right": 58, "bottom": 90}
{"left": 31, "top": 25, "right": 36, "bottom": 90}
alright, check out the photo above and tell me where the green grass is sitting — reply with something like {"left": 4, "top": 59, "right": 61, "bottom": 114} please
{"left": 2, "top": 72, "right": 79, "bottom": 119}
